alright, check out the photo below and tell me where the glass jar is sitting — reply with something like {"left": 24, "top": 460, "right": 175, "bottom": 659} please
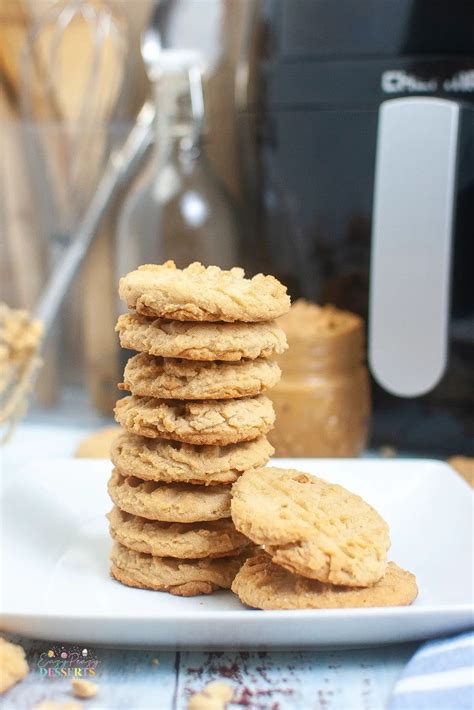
{"left": 269, "top": 301, "right": 371, "bottom": 457}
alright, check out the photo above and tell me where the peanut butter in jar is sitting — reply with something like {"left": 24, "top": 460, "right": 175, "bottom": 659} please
{"left": 269, "top": 300, "right": 371, "bottom": 457}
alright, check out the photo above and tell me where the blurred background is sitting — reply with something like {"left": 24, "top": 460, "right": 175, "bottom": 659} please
{"left": 1, "top": 0, "right": 252, "bottom": 420}
{"left": 1, "top": 0, "right": 473, "bottom": 455}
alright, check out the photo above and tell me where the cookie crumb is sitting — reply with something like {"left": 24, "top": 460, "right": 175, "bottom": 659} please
{"left": 448, "top": 456, "right": 474, "bottom": 487}
{"left": 188, "top": 680, "right": 234, "bottom": 710}
{"left": 0, "top": 636, "right": 28, "bottom": 694}
{"left": 33, "top": 702, "right": 82, "bottom": 710}
{"left": 75, "top": 426, "right": 120, "bottom": 458}
{"left": 379, "top": 445, "right": 397, "bottom": 458}
{"left": 71, "top": 678, "right": 99, "bottom": 698}
{"left": 151, "top": 658, "right": 160, "bottom": 666}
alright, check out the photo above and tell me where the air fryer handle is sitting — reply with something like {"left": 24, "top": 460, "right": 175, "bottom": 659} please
{"left": 369, "top": 97, "right": 460, "bottom": 397}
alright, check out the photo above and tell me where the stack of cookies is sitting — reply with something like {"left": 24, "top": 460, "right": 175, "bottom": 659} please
{"left": 107, "top": 261, "right": 290, "bottom": 596}
{"left": 230, "top": 467, "right": 418, "bottom": 609}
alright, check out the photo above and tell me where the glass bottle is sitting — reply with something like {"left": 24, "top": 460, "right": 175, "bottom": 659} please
{"left": 116, "top": 51, "right": 239, "bottom": 278}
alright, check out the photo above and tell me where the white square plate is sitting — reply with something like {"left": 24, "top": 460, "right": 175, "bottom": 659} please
{"left": 1, "top": 458, "right": 472, "bottom": 648}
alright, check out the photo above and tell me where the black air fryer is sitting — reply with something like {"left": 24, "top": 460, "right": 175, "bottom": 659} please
{"left": 247, "top": 0, "right": 474, "bottom": 455}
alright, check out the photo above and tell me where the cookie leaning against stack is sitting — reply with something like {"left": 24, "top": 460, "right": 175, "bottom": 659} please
{"left": 108, "top": 261, "right": 290, "bottom": 596}
{"left": 230, "top": 467, "right": 418, "bottom": 609}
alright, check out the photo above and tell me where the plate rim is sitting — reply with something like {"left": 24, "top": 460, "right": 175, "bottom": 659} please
{"left": 2, "top": 603, "right": 474, "bottom": 623}
{"left": 2, "top": 456, "right": 473, "bottom": 645}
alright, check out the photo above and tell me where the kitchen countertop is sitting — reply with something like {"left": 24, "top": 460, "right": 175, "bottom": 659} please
{"left": 1, "top": 412, "right": 420, "bottom": 710}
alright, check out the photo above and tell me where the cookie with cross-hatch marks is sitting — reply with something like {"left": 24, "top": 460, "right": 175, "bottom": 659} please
{"left": 118, "top": 261, "right": 290, "bottom": 322}
{"left": 114, "top": 394, "right": 275, "bottom": 446}
{"left": 232, "top": 554, "right": 417, "bottom": 609}
{"left": 108, "top": 507, "right": 249, "bottom": 559}
{"left": 108, "top": 469, "right": 231, "bottom": 523}
{"left": 119, "top": 352, "right": 281, "bottom": 400}
{"left": 110, "top": 431, "right": 273, "bottom": 486}
{"left": 116, "top": 313, "right": 288, "bottom": 362}
{"left": 110, "top": 543, "right": 247, "bottom": 597}
{"left": 231, "top": 467, "right": 390, "bottom": 587}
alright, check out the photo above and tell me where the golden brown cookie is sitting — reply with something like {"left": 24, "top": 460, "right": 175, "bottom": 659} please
{"left": 120, "top": 352, "right": 281, "bottom": 400}
{"left": 108, "top": 506, "right": 248, "bottom": 558}
{"left": 231, "top": 467, "right": 390, "bottom": 587}
{"left": 231, "top": 554, "right": 418, "bottom": 609}
{"left": 108, "top": 469, "right": 231, "bottom": 522}
{"left": 116, "top": 314, "right": 288, "bottom": 362}
{"left": 119, "top": 261, "right": 290, "bottom": 322}
{"left": 114, "top": 394, "right": 275, "bottom": 445}
{"left": 74, "top": 426, "right": 121, "bottom": 458}
{"left": 0, "top": 637, "right": 28, "bottom": 694}
{"left": 111, "top": 431, "right": 273, "bottom": 485}
{"left": 110, "top": 542, "right": 244, "bottom": 596}
{"left": 448, "top": 456, "right": 474, "bottom": 487}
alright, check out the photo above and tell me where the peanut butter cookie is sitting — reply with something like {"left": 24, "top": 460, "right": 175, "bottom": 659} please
{"left": 0, "top": 637, "right": 28, "bottom": 694}
{"left": 116, "top": 314, "right": 288, "bottom": 362}
{"left": 120, "top": 353, "right": 281, "bottom": 400}
{"left": 231, "top": 467, "right": 390, "bottom": 587}
{"left": 118, "top": 261, "right": 290, "bottom": 322}
{"left": 108, "top": 469, "right": 231, "bottom": 522}
{"left": 110, "top": 542, "right": 245, "bottom": 596}
{"left": 108, "top": 507, "right": 248, "bottom": 558}
{"left": 232, "top": 554, "right": 418, "bottom": 609}
{"left": 111, "top": 432, "right": 273, "bottom": 485}
{"left": 448, "top": 456, "right": 474, "bottom": 487}
{"left": 114, "top": 394, "right": 275, "bottom": 445}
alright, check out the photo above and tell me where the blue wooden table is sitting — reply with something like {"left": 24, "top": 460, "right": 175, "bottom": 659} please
{"left": 2, "top": 632, "right": 418, "bottom": 709}
{"left": 1, "top": 417, "right": 419, "bottom": 710}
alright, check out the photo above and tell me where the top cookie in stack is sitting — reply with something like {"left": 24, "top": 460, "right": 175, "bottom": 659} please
{"left": 117, "top": 261, "right": 290, "bottom": 322}
{"left": 108, "top": 261, "right": 290, "bottom": 597}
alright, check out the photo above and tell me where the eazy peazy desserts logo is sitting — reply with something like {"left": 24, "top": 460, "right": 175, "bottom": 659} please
{"left": 37, "top": 646, "right": 100, "bottom": 677}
